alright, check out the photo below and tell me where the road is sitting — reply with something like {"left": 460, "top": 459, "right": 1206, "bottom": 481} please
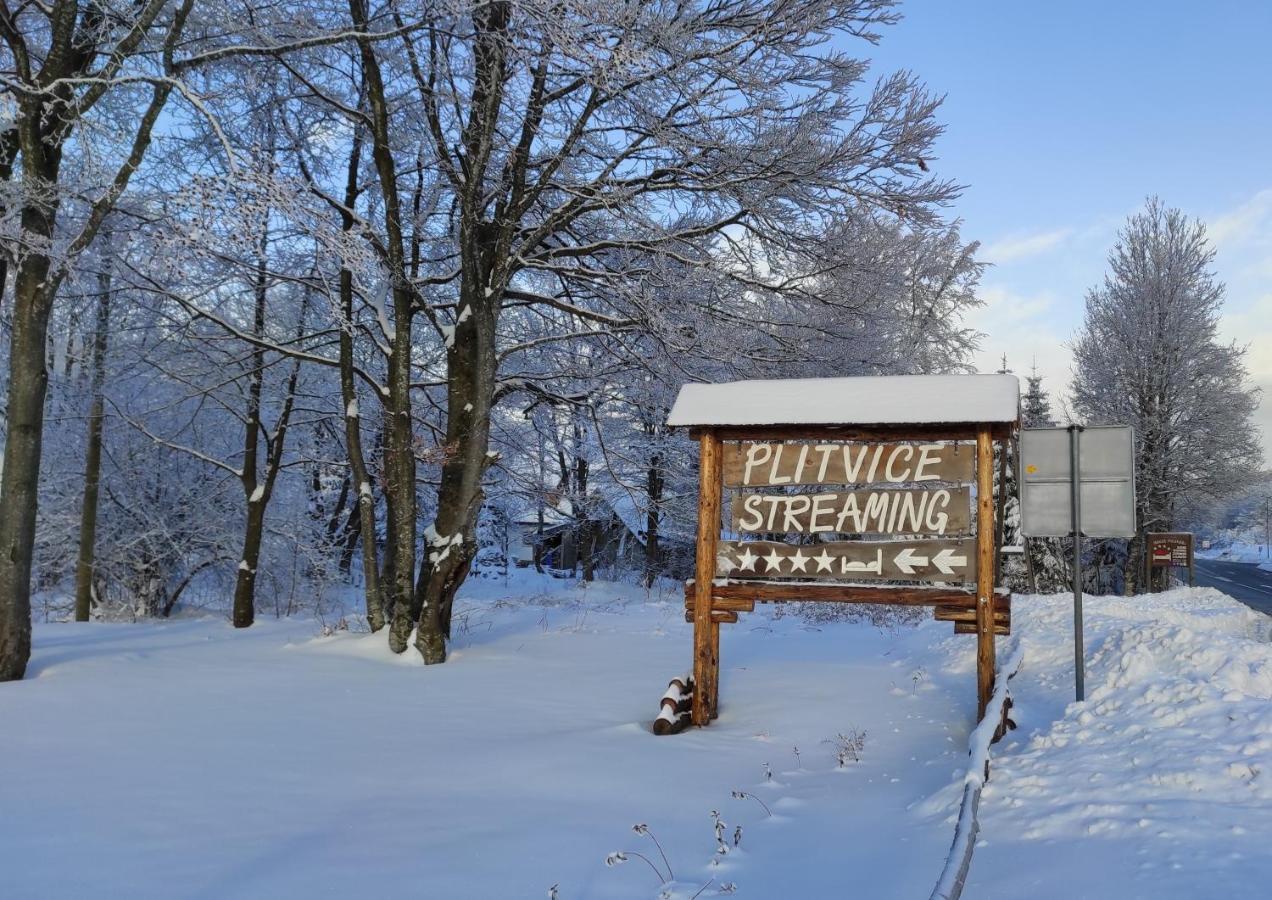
{"left": 1194, "top": 557, "right": 1272, "bottom": 616}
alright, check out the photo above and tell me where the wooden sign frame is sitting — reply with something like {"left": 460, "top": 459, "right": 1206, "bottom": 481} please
{"left": 684, "top": 422, "right": 1013, "bottom": 728}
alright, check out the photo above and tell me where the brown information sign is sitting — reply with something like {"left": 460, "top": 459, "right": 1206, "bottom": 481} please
{"left": 717, "top": 538, "right": 977, "bottom": 583}
{"left": 1148, "top": 532, "right": 1194, "bottom": 568}
{"left": 730, "top": 487, "right": 971, "bottom": 535}
{"left": 723, "top": 441, "right": 974, "bottom": 487}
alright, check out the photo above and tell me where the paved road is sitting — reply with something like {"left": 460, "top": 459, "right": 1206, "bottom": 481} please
{"left": 1194, "top": 557, "right": 1272, "bottom": 616}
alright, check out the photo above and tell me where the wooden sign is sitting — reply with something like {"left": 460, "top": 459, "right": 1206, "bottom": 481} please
{"left": 730, "top": 487, "right": 971, "bottom": 536}
{"left": 1148, "top": 532, "right": 1193, "bottom": 567}
{"left": 717, "top": 539, "right": 977, "bottom": 583}
{"left": 724, "top": 441, "right": 973, "bottom": 487}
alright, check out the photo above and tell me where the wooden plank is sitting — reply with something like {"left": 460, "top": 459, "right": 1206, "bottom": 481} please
{"left": 957, "top": 622, "right": 1010, "bottom": 636}
{"left": 692, "top": 580, "right": 1006, "bottom": 607}
{"left": 717, "top": 539, "right": 976, "bottom": 583}
{"left": 723, "top": 441, "right": 974, "bottom": 487}
{"left": 692, "top": 431, "right": 723, "bottom": 727}
{"left": 975, "top": 427, "right": 998, "bottom": 721}
{"left": 934, "top": 604, "right": 1010, "bottom": 625}
{"left": 683, "top": 594, "right": 756, "bottom": 613}
{"left": 684, "top": 610, "right": 739, "bottom": 624}
{"left": 730, "top": 487, "right": 971, "bottom": 535}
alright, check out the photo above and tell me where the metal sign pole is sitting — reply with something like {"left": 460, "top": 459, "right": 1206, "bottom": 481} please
{"left": 1069, "top": 424, "right": 1085, "bottom": 703}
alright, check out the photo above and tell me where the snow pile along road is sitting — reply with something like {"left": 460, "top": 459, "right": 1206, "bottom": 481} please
{"left": 970, "top": 588, "right": 1272, "bottom": 899}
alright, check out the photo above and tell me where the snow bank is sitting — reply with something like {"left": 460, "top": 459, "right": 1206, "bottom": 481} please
{"left": 968, "top": 588, "right": 1272, "bottom": 898}
{"left": 666, "top": 373, "right": 1020, "bottom": 427}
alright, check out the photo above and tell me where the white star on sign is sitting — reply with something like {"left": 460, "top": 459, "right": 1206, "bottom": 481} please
{"left": 814, "top": 549, "right": 834, "bottom": 572}
{"left": 788, "top": 549, "right": 809, "bottom": 572}
{"left": 763, "top": 548, "right": 785, "bottom": 573}
{"left": 737, "top": 547, "right": 758, "bottom": 571}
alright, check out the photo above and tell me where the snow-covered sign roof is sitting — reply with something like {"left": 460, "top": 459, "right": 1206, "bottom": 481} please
{"left": 666, "top": 374, "right": 1020, "bottom": 428}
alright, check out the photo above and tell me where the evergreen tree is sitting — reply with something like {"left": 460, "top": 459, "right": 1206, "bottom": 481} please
{"left": 1022, "top": 366, "right": 1056, "bottom": 428}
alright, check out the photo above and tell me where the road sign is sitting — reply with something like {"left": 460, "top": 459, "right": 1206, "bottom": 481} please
{"left": 1019, "top": 425, "right": 1136, "bottom": 538}
{"left": 729, "top": 487, "right": 972, "bottom": 535}
{"left": 716, "top": 539, "right": 976, "bottom": 582}
{"left": 1148, "top": 532, "right": 1193, "bottom": 567}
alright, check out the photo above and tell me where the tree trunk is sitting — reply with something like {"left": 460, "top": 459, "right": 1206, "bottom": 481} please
{"left": 0, "top": 254, "right": 54, "bottom": 680}
{"left": 335, "top": 101, "right": 386, "bottom": 632}
{"left": 0, "top": 138, "right": 60, "bottom": 679}
{"left": 644, "top": 453, "right": 663, "bottom": 588}
{"left": 232, "top": 499, "right": 267, "bottom": 627}
{"left": 73, "top": 251, "right": 113, "bottom": 621}
{"left": 413, "top": 261, "right": 499, "bottom": 664}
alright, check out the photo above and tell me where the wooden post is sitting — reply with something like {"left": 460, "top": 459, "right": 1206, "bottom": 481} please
{"left": 692, "top": 430, "right": 723, "bottom": 726}
{"left": 975, "top": 427, "right": 997, "bottom": 721}
{"left": 994, "top": 438, "right": 1008, "bottom": 587}
{"left": 709, "top": 620, "right": 721, "bottom": 719}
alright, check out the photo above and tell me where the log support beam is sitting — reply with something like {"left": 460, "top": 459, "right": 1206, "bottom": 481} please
{"left": 975, "top": 426, "right": 998, "bottom": 721}
{"left": 691, "top": 431, "right": 723, "bottom": 727}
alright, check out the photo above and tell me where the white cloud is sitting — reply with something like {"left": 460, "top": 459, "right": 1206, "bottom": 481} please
{"left": 1208, "top": 189, "right": 1272, "bottom": 248}
{"left": 968, "top": 284, "right": 1075, "bottom": 416}
{"left": 1219, "top": 293, "right": 1272, "bottom": 466}
{"left": 981, "top": 228, "right": 1074, "bottom": 264}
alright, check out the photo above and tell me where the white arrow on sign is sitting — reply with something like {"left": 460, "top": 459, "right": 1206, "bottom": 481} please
{"left": 931, "top": 547, "right": 967, "bottom": 575}
{"left": 893, "top": 547, "right": 929, "bottom": 575}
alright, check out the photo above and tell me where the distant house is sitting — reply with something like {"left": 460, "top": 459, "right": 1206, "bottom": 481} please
{"left": 505, "top": 482, "right": 693, "bottom": 578}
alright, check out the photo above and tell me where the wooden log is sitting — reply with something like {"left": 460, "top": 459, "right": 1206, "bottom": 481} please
{"left": 667, "top": 674, "right": 693, "bottom": 693}
{"left": 681, "top": 590, "right": 755, "bottom": 613}
{"left": 654, "top": 676, "right": 695, "bottom": 735}
{"left": 975, "top": 426, "right": 998, "bottom": 720}
{"left": 934, "top": 599, "right": 1011, "bottom": 624}
{"left": 692, "top": 431, "right": 723, "bottom": 727}
{"left": 956, "top": 622, "right": 1009, "bottom": 636}
{"left": 660, "top": 695, "right": 692, "bottom": 715}
{"left": 684, "top": 609, "right": 739, "bottom": 624}
{"left": 935, "top": 608, "right": 1010, "bottom": 626}
{"left": 691, "top": 580, "right": 1006, "bottom": 607}
{"left": 710, "top": 619, "right": 721, "bottom": 719}
{"left": 653, "top": 712, "right": 692, "bottom": 736}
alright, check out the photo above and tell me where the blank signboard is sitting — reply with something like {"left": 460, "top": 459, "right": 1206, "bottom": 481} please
{"left": 1020, "top": 426, "right": 1136, "bottom": 538}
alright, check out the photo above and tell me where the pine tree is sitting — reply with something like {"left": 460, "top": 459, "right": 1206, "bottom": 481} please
{"left": 1022, "top": 366, "right": 1055, "bottom": 428}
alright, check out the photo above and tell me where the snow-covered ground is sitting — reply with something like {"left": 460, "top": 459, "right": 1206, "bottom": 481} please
{"left": 971, "top": 588, "right": 1272, "bottom": 898}
{"left": 1197, "top": 539, "right": 1272, "bottom": 568}
{"left": 3, "top": 577, "right": 1270, "bottom": 898}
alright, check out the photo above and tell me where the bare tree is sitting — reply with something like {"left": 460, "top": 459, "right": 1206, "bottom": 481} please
{"left": 0, "top": 0, "right": 418, "bottom": 678}
{"left": 402, "top": 0, "right": 956, "bottom": 662}
{"left": 1071, "top": 198, "right": 1263, "bottom": 591}
{"left": 73, "top": 235, "right": 114, "bottom": 621}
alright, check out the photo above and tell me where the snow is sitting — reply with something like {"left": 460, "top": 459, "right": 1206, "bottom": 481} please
{"left": 5, "top": 578, "right": 1271, "bottom": 897}
{"left": 666, "top": 374, "right": 1020, "bottom": 428}
{"left": 248, "top": 485, "right": 265, "bottom": 503}
{"left": 1199, "top": 539, "right": 1271, "bottom": 565}
{"left": 0, "top": 576, "right": 991, "bottom": 898}
{"left": 967, "top": 587, "right": 1272, "bottom": 898}
{"left": 441, "top": 304, "right": 473, "bottom": 349}
{"left": 345, "top": 398, "right": 358, "bottom": 418}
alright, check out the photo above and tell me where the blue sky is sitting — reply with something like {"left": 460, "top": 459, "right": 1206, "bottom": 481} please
{"left": 858, "top": 1, "right": 1272, "bottom": 463}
